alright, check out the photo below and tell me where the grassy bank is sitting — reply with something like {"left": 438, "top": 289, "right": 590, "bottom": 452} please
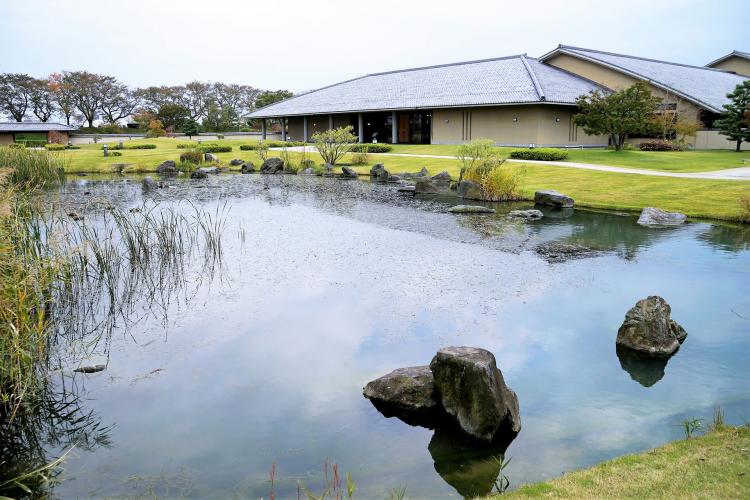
{"left": 48, "top": 139, "right": 750, "bottom": 221}
{"left": 498, "top": 425, "right": 750, "bottom": 498}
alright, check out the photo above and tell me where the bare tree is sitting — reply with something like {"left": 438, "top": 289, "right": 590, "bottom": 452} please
{"left": 213, "top": 83, "right": 258, "bottom": 125}
{"left": 64, "top": 71, "right": 116, "bottom": 127}
{"left": 49, "top": 73, "right": 77, "bottom": 125}
{"left": 100, "top": 82, "right": 139, "bottom": 124}
{"left": 29, "top": 78, "right": 56, "bottom": 122}
{"left": 0, "top": 73, "right": 36, "bottom": 121}
{"left": 136, "top": 86, "right": 181, "bottom": 113}
{"left": 180, "top": 81, "right": 213, "bottom": 120}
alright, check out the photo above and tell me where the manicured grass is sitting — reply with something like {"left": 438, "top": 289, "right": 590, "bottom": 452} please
{"left": 51, "top": 139, "right": 750, "bottom": 221}
{"left": 386, "top": 144, "right": 749, "bottom": 173}
{"left": 495, "top": 425, "right": 750, "bottom": 499}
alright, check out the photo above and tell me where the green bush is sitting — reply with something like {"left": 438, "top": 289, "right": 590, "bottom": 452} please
{"left": 509, "top": 149, "right": 568, "bottom": 161}
{"left": 350, "top": 143, "right": 392, "bottom": 153}
{"left": 109, "top": 151, "right": 123, "bottom": 157}
{"left": 176, "top": 143, "right": 194, "bottom": 149}
{"left": 197, "top": 144, "right": 232, "bottom": 153}
{"left": 265, "top": 141, "right": 305, "bottom": 148}
{"left": 180, "top": 150, "right": 204, "bottom": 163}
{"left": 239, "top": 144, "right": 258, "bottom": 151}
{"left": 66, "top": 145, "right": 80, "bottom": 150}
{"left": 44, "top": 144, "right": 67, "bottom": 151}
{"left": 8, "top": 143, "right": 26, "bottom": 149}
{"left": 464, "top": 157, "right": 523, "bottom": 201}
{"left": 350, "top": 151, "right": 370, "bottom": 165}
{"left": 177, "top": 160, "right": 199, "bottom": 173}
{"left": 124, "top": 143, "right": 157, "bottom": 150}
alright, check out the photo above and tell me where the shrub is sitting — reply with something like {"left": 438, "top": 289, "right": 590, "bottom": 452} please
{"left": 255, "top": 142, "right": 269, "bottom": 161}
{"left": 176, "top": 143, "right": 195, "bottom": 149}
{"left": 217, "top": 134, "right": 225, "bottom": 140}
{"left": 110, "top": 151, "right": 122, "bottom": 157}
{"left": 312, "top": 126, "right": 357, "bottom": 165}
{"left": 44, "top": 144, "right": 67, "bottom": 151}
{"left": 197, "top": 144, "right": 232, "bottom": 153}
{"left": 177, "top": 160, "right": 199, "bottom": 173}
{"left": 464, "top": 157, "right": 523, "bottom": 201}
{"left": 350, "top": 143, "right": 392, "bottom": 153}
{"left": 240, "top": 144, "right": 258, "bottom": 151}
{"left": 350, "top": 151, "right": 370, "bottom": 165}
{"left": 265, "top": 140, "right": 305, "bottom": 148}
{"left": 8, "top": 143, "right": 25, "bottom": 149}
{"left": 180, "top": 150, "right": 204, "bottom": 163}
{"left": 457, "top": 138, "right": 497, "bottom": 182}
{"left": 638, "top": 140, "right": 685, "bottom": 151}
{"left": 124, "top": 144, "right": 157, "bottom": 150}
{"left": 509, "top": 148, "right": 568, "bottom": 161}
{"left": 66, "top": 145, "right": 80, "bottom": 150}
{"left": 740, "top": 195, "right": 750, "bottom": 223}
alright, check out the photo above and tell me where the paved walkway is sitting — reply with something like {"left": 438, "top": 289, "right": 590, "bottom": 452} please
{"left": 272, "top": 147, "right": 750, "bottom": 181}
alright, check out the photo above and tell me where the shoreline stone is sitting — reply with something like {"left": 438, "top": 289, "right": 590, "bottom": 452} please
{"left": 637, "top": 207, "right": 687, "bottom": 226}
{"left": 616, "top": 296, "right": 687, "bottom": 357}
{"left": 534, "top": 190, "right": 574, "bottom": 208}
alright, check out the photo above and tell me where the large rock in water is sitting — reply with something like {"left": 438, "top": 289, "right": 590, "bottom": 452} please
{"left": 341, "top": 165, "right": 358, "bottom": 178}
{"left": 457, "top": 180, "right": 484, "bottom": 200}
{"left": 156, "top": 160, "right": 177, "bottom": 175}
{"left": 430, "top": 347, "right": 520, "bottom": 442}
{"left": 260, "top": 157, "right": 284, "bottom": 174}
{"left": 507, "top": 209, "right": 543, "bottom": 220}
{"left": 415, "top": 178, "right": 439, "bottom": 194}
{"left": 534, "top": 190, "right": 574, "bottom": 208}
{"left": 637, "top": 207, "right": 687, "bottom": 226}
{"left": 370, "top": 163, "right": 391, "bottom": 181}
{"left": 448, "top": 205, "right": 495, "bottom": 214}
{"left": 240, "top": 162, "right": 255, "bottom": 174}
{"left": 363, "top": 366, "right": 437, "bottom": 413}
{"left": 616, "top": 296, "right": 688, "bottom": 357}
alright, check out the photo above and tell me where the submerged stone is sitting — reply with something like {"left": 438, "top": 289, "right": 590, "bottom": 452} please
{"left": 507, "top": 209, "right": 543, "bottom": 220}
{"left": 415, "top": 178, "right": 439, "bottom": 194}
{"left": 448, "top": 205, "right": 496, "bottom": 214}
{"left": 616, "top": 296, "right": 687, "bottom": 357}
{"left": 534, "top": 242, "right": 601, "bottom": 263}
{"left": 637, "top": 207, "right": 687, "bottom": 226}
{"left": 74, "top": 364, "right": 106, "bottom": 373}
{"left": 430, "top": 347, "right": 521, "bottom": 443}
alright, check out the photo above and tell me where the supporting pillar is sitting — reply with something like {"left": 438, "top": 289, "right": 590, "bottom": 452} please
{"left": 281, "top": 118, "right": 287, "bottom": 141}
{"left": 329, "top": 114, "right": 333, "bottom": 130}
{"left": 303, "top": 116, "right": 309, "bottom": 142}
{"left": 358, "top": 113, "right": 364, "bottom": 143}
{"left": 261, "top": 119, "right": 267, "bottom": 141}
{"left": 391, "top": 111, "right": 398, "bottom": 144}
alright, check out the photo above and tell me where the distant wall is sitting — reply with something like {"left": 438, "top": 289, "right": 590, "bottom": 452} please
{"left": 694, "top": 130, "right": 750, "bottom": 151}
{"left": 0, "top": 133, "right": 13, "bottom": 145}
{"left": 69, "top": 132, "right": 280, "bottom": 145}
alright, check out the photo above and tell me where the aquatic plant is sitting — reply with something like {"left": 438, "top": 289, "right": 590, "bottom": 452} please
{"left": 739, "top": 195, "right": 750, "bottom": 223}
{"left": 678, "top": 418, "right": 703, "bottom": 439}
{"left": 710, "top": 406, "right": 726, "bottom": 431}
{"left": 492, "top": 453, "right": 513, "bottom": 494}
{"left": 0, "top": 146, "right": 65, "bottom": 189}
{"left": 388, "top": 484, "right": 408, "bottom": 500}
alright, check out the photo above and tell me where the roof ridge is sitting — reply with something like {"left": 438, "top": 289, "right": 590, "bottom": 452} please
{"left": 558, "top": 45, "right": 738, "bottom": 74}
{"left": 706, "top": 50, "right": 750, "bottom": 68}
{"left": 520, "top": 55, "right": 545, "bottom": 101}
{"left": 365, "top": 54, "right": 527, "bottom": 78}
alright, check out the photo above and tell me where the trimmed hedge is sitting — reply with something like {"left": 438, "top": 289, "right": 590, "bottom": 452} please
{"left": 239, "top": 144, "right": 258, "bottom": 151}
{"left": 509, "top": 148, "right": 568, "bottom": 161}
{"left": 197, "top": 144, "right": 232, "bottom": 153}
{"left": 44, "top": 144, "right": 67, "bottom": 151}
{"left": 180, "top": 150, "right": 204, "bottom": 163}
{"left": 109, "top": 151, "right": 123, "bottom": 157}
{"left": 638, "top": 140, "right": 685, "bottom": 151}
{"left": 350, "top": 143, "right": 392, "bottom": 153}
{"left": 265, "top": 141, "right": 306, "bottom": 148}
{"left": 124, "top": 143, "right": 157, "bottom": 149}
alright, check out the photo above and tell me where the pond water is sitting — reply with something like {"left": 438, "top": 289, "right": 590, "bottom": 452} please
{"left": 32, "top": 174, "right": 750, "bottom": 498}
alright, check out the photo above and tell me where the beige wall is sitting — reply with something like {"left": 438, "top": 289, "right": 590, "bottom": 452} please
{"left": 695, "top": 130, "right": 750, "bottom": 151}
{"left": 0, "top": 133, "right": 13, "bottom": 145}
{"left": 708, "top": 56, "right": 750, "bottom": 77}
{"left": 432, "top": 105, "right": 607, "bottom": 146}
{"left": 285, "top": 114, "right": 355, "bottom": 142}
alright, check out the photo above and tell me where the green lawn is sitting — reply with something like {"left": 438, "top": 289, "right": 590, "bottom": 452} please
{"left": 495, "top": 425, "right": 750, "bottom": 499}
{"left": 55, "top": 138, "right": 750, "bottom": 221}
{"left": 386, "top": 144, "right": 750, "bottom": 173}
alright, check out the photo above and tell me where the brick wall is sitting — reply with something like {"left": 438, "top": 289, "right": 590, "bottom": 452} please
{"left": 47, "top": 130, "right": 69, "bottom": 144}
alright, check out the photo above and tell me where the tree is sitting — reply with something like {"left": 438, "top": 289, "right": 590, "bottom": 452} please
{"left": 0, "top": 73, "right": 36, "bottom": 121}
{"left": 157, "top": 103, "right": 190, "bottom": 130}
{"left": 100, "top": 82, "right": 139, "bottom": 125}
{"left": 64, "top": 71, "right": 115, "bottom": 128}
{"left": 49, "top": 73, "right": 77, "bottom": 125}
{"left": 29, "top": 78, "right": 56, "bottom": 122}
{"left": 573, "top": 81, "right": 661, "bottom": 151}
{"left": 312, "top": 126, "right": 357, "bottom": 165}
{"left": 180, "top": 119, "right": 200, "bottom": 139}
{"left": 255, "top": 89, "right": 293, "bottom": 109}
{"left": 180, "top": 81, "right": 213, "bottom": 120}
{"left": 212, "top": 83, "right": 258, "bottom": 128}
{"left": 202, "top": 102, "right": 235, "bottom": 132}
{"left": 715, "top": 81, "right": 750, "bottom": 152}
{"left": 145, "top": 119, "right": 166, "bottom": 138}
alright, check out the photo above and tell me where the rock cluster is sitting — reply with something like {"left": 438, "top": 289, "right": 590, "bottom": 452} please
{"left": 370, "top": 163, "right": 393, "bottom": 181}
{"left": 156, "top": 160, "right": 177, "bottom": 176}
{"left": 364, "top": 346, "right": 520, "bottom": 443}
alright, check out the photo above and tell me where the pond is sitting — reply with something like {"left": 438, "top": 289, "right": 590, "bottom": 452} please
{"left": 25, "top": 174, "right": 750, "bottom": 498}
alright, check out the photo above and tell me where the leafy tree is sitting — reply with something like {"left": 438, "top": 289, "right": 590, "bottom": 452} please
{"left": 181, "top": 81, "right": 213, "bottom": 120}
{"left": 202, "top": 102, "right": 236, "bottom": 132}
{"left": 49, "top": 73, "right": 77, "bottom": 125}
{"left": 100, "top": 82, "right": 139, "bottom": 125}
{"left": 145, "top": 119, "right": 166, "bottom": 138}
{"left": 715, "top": 81, "right": 750, "bottom": 152}
{"left": 255, "top": 89, "right": 293, "bottom": 109}
{"left": 63, "top": 71, "right": 116, "bottom": 127}
{"left": 312, "top": 126, "right": 357, "bottom": 165}
{"left": 132, "top": 109, "right": 157, "bottom": 131}
{"left": 156, "top": 103, "right": 190, "bottom": 130}
{"left": 213, "top": 83, "right": 258, "bottom": 127}
{"left": 0, "top": 73, "right": 36, "bottom": 121}
{"left": 574, "top": 81, "right": 661, "bottom": 151}
{"left": 180, "top": 119, "right": 200, "bottom": 139}
{"left": 29, "top": 78, "right": 56, "bottom": 122}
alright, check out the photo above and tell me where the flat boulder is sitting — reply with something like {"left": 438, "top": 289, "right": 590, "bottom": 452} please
{"left": 457, "top": 180, "right": 484, "bottom": 200}
{"left": 616, "top": 296, "right": 687, "bottom": 357}
{"left": 370, "top": 163, "right": 392, "bottom": 181}
{"left": 507, "top": 209, "right": 543, "bottom": 220}
{"left": 637, "top": 207, "right": 687, "bottom": 226}
{"left": 260, "top": 157, "right": 284, "bottom": 174}
{"left": 341, "top": 166, "right": 359, "bottom": 178}
{"left": 448, "top": 205, "right": 495, "bottom": 214}
{"left": 240, "top": 162, "right": 255, "bottom": 174}
{"left": 363, "top": 366, "right": 437, "bottom": 413}
{"left": 229, "top": 158, "right": 245, "bottom": 166}
{"left": 534, "top": 190, "right": 574, "bottom": 208}
{"left": 430, "top": 347, "right": 521, "bottom": 442}
{"left": 415, "top": 178, "right": 439, "bottom": 194}
{"left": 156, "top": 160, "right": 177, "bottom": 175}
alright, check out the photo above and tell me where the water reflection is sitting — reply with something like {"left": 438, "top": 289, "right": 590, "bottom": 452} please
{"left": 616, "top": 345, "right": 670, "bottom": 387}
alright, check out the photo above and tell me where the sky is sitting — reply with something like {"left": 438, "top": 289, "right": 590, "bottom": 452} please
{"left": 1, "top": 0, "right": 748, "bottom": 93}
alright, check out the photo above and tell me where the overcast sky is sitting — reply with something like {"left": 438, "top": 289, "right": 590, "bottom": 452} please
{"left": 1, "top": 0, "right": 748, "bottom": 92}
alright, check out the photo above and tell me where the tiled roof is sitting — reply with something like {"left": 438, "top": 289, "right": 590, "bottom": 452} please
{"left": 0, "top": 122, "right": 78, "bottom": 132}
{"left": 540, "top": 45, "right": 749, "bottom": 113}
{"left": 706, "top": 50, "right": 750, "bottom": 67}
{"left": 248, "top": 55, "right": 605, "bottom": 118}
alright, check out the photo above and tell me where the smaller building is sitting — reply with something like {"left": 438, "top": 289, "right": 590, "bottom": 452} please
{"left": 706, "top": 51, "right": 750, "bottom": 77}
{"left": 0, "top": 122, "right": 78, "bottom": 146}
